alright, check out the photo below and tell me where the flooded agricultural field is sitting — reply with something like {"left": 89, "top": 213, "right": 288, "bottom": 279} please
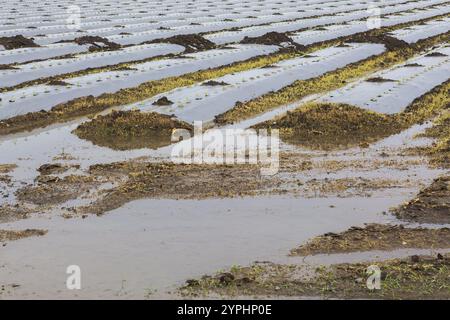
{"left": 0, "top": 0, "right": 449, "bottom": 301}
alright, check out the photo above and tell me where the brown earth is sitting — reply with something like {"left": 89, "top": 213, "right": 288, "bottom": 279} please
{"left": 291, "top": 224, "right": 450, "bottom": 256}
{"left": 241, "top": 31, "right": 306, "bottom": 50}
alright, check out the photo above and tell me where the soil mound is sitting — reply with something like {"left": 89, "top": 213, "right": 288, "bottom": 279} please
{"left": 61, "top": 36, "right": 121, "bottom": 51}
{"left": 0, "top": 35, "right": 39, "bottom": 50}
{"left": 73, "top": 110, "right": 193, "bottom": 150}
{"left": 151, "top": 34, "right": 216, "bottom": 53}
{"left": 153, "top": 96, "right": 174, "bottom": 106}
{"left": 349, "top": 34, "right": 409, "bottom": 51}
{"left": 241, "top": 32, "right": 305, "bottom": 50}
{"left": 253, "top": 103, "right": 403, "bottom": 149}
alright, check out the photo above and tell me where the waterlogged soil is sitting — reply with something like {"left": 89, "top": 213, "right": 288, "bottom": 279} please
{"left": 180, "top": 254, "right": 450, "bottom": 299}
{"left": 393, "top": 176, "right": 450, "bottom": 224}
{"left": 290, "top": 224, "right": 450, "bottom": 256}
{"left": 74, "top": 110, "right": 193, "bottom": 150}
{"left": 253, "top": 103, "right": 404, "bottom": 150}
{"left": 0, "top": 229, "right": 47, "bottom": 242}
{"left": 80, "top": 162, "right": 278, "bottom": 215}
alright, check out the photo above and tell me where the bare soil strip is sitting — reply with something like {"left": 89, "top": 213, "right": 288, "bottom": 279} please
{"left": 0, "top": 229, "right": 47, "bottom": 242}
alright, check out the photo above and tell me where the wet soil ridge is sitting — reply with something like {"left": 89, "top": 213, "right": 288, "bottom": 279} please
{"left": 393, "top": 176, "right": 450, "bottom": 224}
{"left": 0, "top": 35, "right": 39, "bottom": 50}
{"left": 152, "top": 96, "right": 174, "bottom": 106}
{"left": 290, "top": 224, "right": 450, "bottom": 255}
{"left": 253, "top": 103, "right": 403, "bottom": 150}
{"left": 150, "top": 34, "right": 216, "bottom": 53}
{"left": 73, "top": 110, "right": 192, "bottom": 150}
{"left": 59, "top": 36, "right": 121, "bottom": 52}
{"left": 241, "top": 31, "right": 306, "bottom": 50}
{"left": 0, "top": 229, "right": 47, "bottom": 242}
{"left": 180, "top": 254, "right": 450, "bottom": 299}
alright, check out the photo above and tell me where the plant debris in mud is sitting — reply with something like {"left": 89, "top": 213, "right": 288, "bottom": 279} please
{"left": 393, "top": 176, "right": 450, "bottom": 224}
{"left": 241, "top": 31, "right": 305, "bottom": 50}
{"left": 150, "top": 34, "right": 215, "bottom": 53}
{"left": 81, "top": 161, "right": 277, "bottom": 215}
{"left": 0, "top": 35, "right": 39, "bottom": 50}
{"left": 38, "top": 163, "right": 79, "bottom": 175}
{"left": 290, "top": 224, "right": 450, "bottom": 255}
{"left": 253, "top": 103, "right": 404, "bottom": 150}
{"left": 0, "top": 229, "right": 47, "bottom": 242}
{"left": 73, "top": 110, "right": 193, "bottom": 150}
{"left": 180, "top": 254, "right": 450, "bottom": 299}
{"left": 47, "top": 80, "right": 71, "bottom": 86}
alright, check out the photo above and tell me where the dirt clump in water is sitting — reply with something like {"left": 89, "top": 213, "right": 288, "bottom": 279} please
{"left": 241, "top": 32, "right": 305, "bottom": 50}
{"left": 290, "top": 224, "right": 450, "bottom": 255}
{"left": 393, "top": 176, "right": 450, "bottom": 224}
{"left": 253, "top": 103, "right": 404, "bottom": 150}
{"left": 0, "top": 229, "right": 47, "bottom": 242}
{"left": 61, "top": 36, "right": 121, "bottom": 52}
{"left": 151, "top": 34, "right": 216, "bottom": 53}
{"left": 0, "top": 64, "right": 17, "bottom": 70}
{"left": 73, "top": 110, "right": 193, "bottom": 150}
{"left": 0, "top": 205, "right": 32, "bottom": 224}
{"left": 0, "top": 35, "right": 39, "bottom": 50}
{"left": 202, "top": 80, "right": 230, "bottom": 86}
{"left": 0, "top": 164, "right": 17, "bottom": 174}
{"left": 153, "top": 96, "right": 174, "bottom": 106}
{"left": 180, "top": 254, "right": 450, "bottom": 299}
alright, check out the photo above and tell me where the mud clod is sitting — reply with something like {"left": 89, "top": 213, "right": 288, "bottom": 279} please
{"left": 0, "top": 229, "right": 47, "bottom": 242}
{"left": 393, "top": 176, "right": 450, "bottom": 224}
{"left": 365, "top": 77, "right": 396, "bottom": 83}
{"left": 0, "top": 35, "right": 39, "bottom": 50}
{"left": 151, "top": 34, "right": 215, "bottom": 53}
{"left": 202, "top": 80, "right": 230, "bottom": 86}
{"left": 62, "top": 36, "right": 121, "bottom": 52}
